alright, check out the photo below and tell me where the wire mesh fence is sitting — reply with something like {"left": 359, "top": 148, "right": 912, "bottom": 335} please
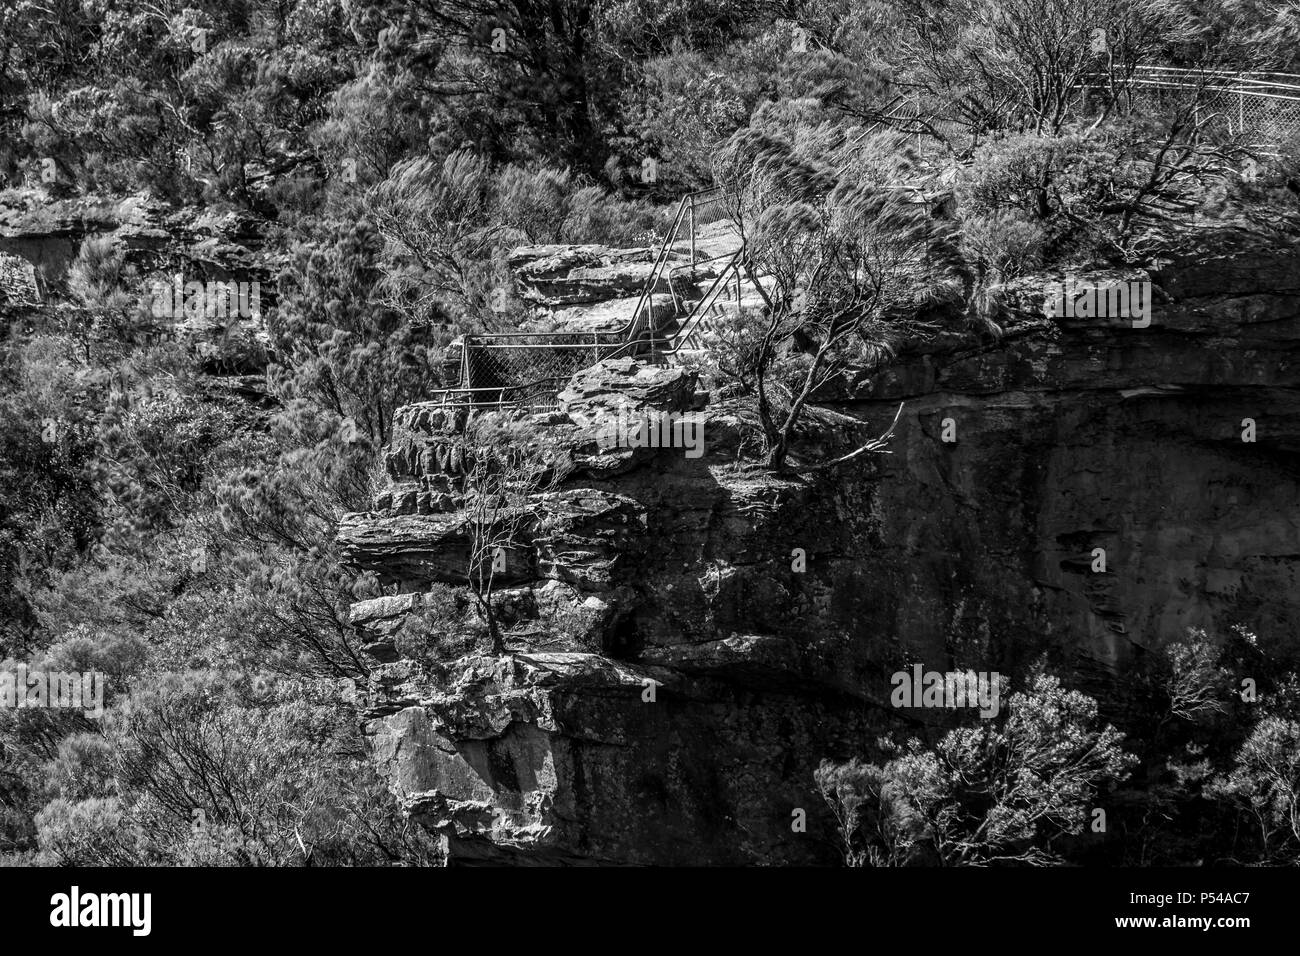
{"left": 897, "top": 69, "right": 1300, "bottom": 155}
{"left": 1187, "top": 81, "right": 1300, "bottom": 150}
{"left": 1078, "top": 68, "right": 1300, "bottom": 150}
{"left": 448, "top": 331, "right": 625, "bottom": 410}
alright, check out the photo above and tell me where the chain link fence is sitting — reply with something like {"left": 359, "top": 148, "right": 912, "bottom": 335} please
{"left": 1097, "top": 69, "right": 1300, "bottom": 150}
{"left": 448, "top": 332, "right": 624, "bottom": 410}
{"left": 897, "top": 69, "right": 1300, "bottom": 156}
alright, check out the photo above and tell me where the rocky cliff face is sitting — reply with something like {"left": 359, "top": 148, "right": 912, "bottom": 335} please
{"left": 338, "top": 228, "right": 1300, "bottom": 865}
{"left": 0, "top": 190, "right": 274, "bottom": 375}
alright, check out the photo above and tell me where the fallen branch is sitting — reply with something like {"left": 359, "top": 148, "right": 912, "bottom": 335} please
{"left": 782, "top": 402, "right": 905, "bottom": 475}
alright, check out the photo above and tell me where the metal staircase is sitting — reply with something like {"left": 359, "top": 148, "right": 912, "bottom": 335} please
{"left": 434, "top": 185, "right": 747, "bottom": 410}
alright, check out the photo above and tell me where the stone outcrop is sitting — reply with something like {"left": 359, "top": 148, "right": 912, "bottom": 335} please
{"left": 509, "top": 245, "right": 666, "bottom": 306}
{"left": 0, "top": 188, "right": 273, "bottom": 376}
{"left": 508, "top": 219, "right": 744, "bottom": 335}
{"left": 340, "top": 226, "right": 1300, "bottom": 865}
{"left": 557, "top": 357, "right": 698, "bottom": 426}
{"left": 0, "top": 191, "right": 275, "bottom": 294}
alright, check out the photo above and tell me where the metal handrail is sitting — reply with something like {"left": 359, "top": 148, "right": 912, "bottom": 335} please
{"left": 1131, "top": 66, "right": 1300, "bottom": 82}
{"left": 467, "top": 331, "right": 622, "bottom": 340}
{"left": 462, "top": 343, "right": 618, "bottom": 350}
{"left": 658, "top": 248, "right": 747, "bottom": 356}
{"left": 617, "top": 184, "right": 730, "bottom": 345}
{"left": 1071, "top": 66, "right": 1300, "bottom": 147}
{"left": 616, "top": 188, "right": 703, "bottom": 341}
{"left": 437, "top": 186, "right": 742, "bottom": 408}
{"left": 1079, "top": 67, "right": 1300, "bottom": 103}
{"left": 426, "top": 375, "right": 573, "bottom": 410}
{"left": 665, "top": 247, "right": 741, "bottom": 308}
{"left": 1117, "top": 80, "right": 1300, "bottom": 103}
{"left": 605, "top": 245, "right": 748, "bottom": 361}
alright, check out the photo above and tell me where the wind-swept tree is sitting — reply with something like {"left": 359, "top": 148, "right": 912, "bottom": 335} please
{"left": 713, "top": 120, "right": 963, "bottom": 471}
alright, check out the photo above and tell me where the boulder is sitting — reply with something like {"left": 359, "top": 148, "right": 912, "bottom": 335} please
{"left": 557, "top": 358, "right": 697, "bottom": 429}
{"left": 510, "top": 244, "right": 678, "bottom": 306}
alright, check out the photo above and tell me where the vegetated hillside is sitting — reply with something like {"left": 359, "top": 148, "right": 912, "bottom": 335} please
{"left": 1, "top": 0, "right": 1299, "bottom": 866}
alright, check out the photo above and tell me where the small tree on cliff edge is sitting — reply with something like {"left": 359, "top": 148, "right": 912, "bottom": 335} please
{"left": 454, "top": 415, "right": 567, "bottom": 655}
{"left": 714, "top": 120, "right": 964, "bottom": 472}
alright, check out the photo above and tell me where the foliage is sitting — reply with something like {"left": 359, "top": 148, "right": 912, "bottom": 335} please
{"left": 957, "top": 119, "right": 1251, "bottom": 263}
{"left": 961, "top": 209, "right": 1047, "bottom": 280}
{"left": 0, "top": 0, "right": 1298, "bottom": 871}
{"left": 715, "top": 121, "right": 964, "bottom": 469}
{"left": 36, "top": 672, "right": 442, "bottom": 865}
{"left": 1206, "top": 717, "right": 1300, "bottom": 863}
{"left": 818, "top": 674, "right": 1136, "bottom": 865}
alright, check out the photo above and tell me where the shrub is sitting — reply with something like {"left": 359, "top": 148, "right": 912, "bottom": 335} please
{"left": 66, "top": 236, "right": 135, "bottom": 311}
{"left": 1201, "top": 131, "right": 1300, "bottom": 226}
{"left": 1207, "top": 716, "right": 1300, "bottom": 864}
{"left": 392, "top": 584, "right": 486, "bottom": 662}
{"left": 493, "top": 165, "right": 573, "bottom": 244}
{"left": 37, "top": 672, "right": 442, "bottom": 866}
{"left": 961, "top": 209, "right": 1047, "bottom": 280}
{"left": 818, "top": 674, "right": 1135, "bottom": 865}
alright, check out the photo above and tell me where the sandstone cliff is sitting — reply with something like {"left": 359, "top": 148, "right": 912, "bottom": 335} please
{"left": 337, "top": 226, "right": 1300, "bottom": 865}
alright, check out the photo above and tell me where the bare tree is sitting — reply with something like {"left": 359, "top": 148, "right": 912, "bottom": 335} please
{"left": 452, "top": 415, "right": 566, "bottom": 654}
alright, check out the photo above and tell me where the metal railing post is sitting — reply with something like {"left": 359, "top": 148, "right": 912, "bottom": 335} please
{"left": 689, "top": 200, "right": 696, "bottom": 275}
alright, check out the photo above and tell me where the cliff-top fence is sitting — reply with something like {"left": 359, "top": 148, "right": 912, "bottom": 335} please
{"left": 1089, "top": 67, "right": 1300, "bottom": 151}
